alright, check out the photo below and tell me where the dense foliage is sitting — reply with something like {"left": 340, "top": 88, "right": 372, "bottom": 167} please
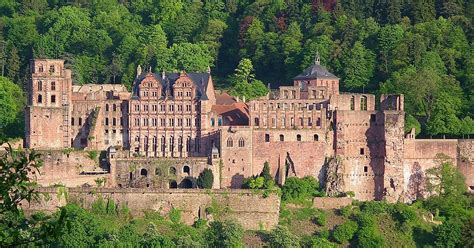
{"left": 197, "top": 168, "right": 214, "bottom": 189}
{"left": 1, "top": 0, "right": 473, "bottom": 141}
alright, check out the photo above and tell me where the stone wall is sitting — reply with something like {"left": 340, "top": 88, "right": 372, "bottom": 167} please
{"left": 312, "top": 197, "right": 353, "bottom": 209}
{"left": 35, "top": 150, "right": 110, "bottom": 187}
{"left": 24, "top": 188, "right": 280, "bottom": 230}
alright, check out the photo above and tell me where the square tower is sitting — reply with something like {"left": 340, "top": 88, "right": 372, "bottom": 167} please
{"left": 25, "top": 59, "right": 72, "bottom": 149}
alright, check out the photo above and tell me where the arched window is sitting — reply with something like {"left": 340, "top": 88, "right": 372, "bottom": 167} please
{"left": 169, "top": 167, "right": 177, "bottom": 175}
{"left": 105, "top": 104, "right": 109, "bottom": 111}
{"left": 140, "top": 168, "right": 148, "bottom": 177}
{"left": 37, "top": 94, "right": 42, "bottom": 103}
{"left": 183, "top": 165, "right": 190, "bottom": 175}
{"left": 297, "top": 134, "right": 302, "bottom": 141}
{"left": 279, "top": 134, "right": 284, "bottom": 141}
{"left": 360, "top": 96, "right": 367, "bottom": 111}
{"left": 105, "top": 118, "right": 109, "bottom": 126}
{"left": 227, "top": 138, "right": 233, "bottom": 147}
{"left": 238, "top": 138, "right": 245, "bottom": 147}
{"left": 314, "top": 134, "right": 319, "bottom": 141}
{"left": 155, "top": 168, "right": 162, "bottom": 176}
{"left": 113, "top": 104, "right": 117, "bottom": 111}
{"left": 350, "top": 95, "right": 355, "bottom": 110}
{"left": 37, "top": 81, "right": 43, "bottom": 91}
{"left": 254, "top": 117, "right": 259, "bottom": 126}
{"left": 265, "top": 134, "right": 270, "bottom": 142}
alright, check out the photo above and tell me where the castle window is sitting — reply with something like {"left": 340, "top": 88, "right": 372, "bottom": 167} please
{"left": 186, "top": 136, "right": 191, "bottom": 152}
{"left": 218, "top": 116, "right": 223, "bottom": 126}
{"left": 308, "top": 117, "right": 312, "bottom": 126}
{"left": 211, "top": 118, "right": 215, "bottom": 126}
{"left": 364, "top": 166, "right": 368, "bottom": 173}
{"left": 105, "top": 104, "right": 109, "bottom": 111}
{"left": 105, "top": 118, "right": 109, "bottom": 126}
{"left": 79, "top": 118, "right": 82, "bottom": 126}
{"left": 135, "top": 104, "right": 140, "bottom": 111}
{"left": 227, "top": 138, "right": 233, "bottom": 147}
{"left": 316, "top": 117, "right": 321, "bottom": 127}
{"left": 49, "top": 65, "right": 55, "bottom": 73}
{"left": 169, "top": 180, "right": 177, "bottom": 188}
{"left": 238, "top": 138, "right": 245, "bottom": 147}
{"left": 350, "top": 96, "right": 355, "bottom": 110}
{"left": 38, "top": 81, "right": 43, "bottom": 91}
{"left": 113, "top": 104, "right": 117, "bottom": 111}
{"left": 300, "top": 118, "right": 304, "bottom": 126}
{"left": 37, "top": 94, "right": 42, "bottom": 103}
{"left": 314, "top": 134, "right": 319, "bottom": 141}
{"left": 51, "top": 82, "right": 56, "bottom": 91}
{"left": 360, "top": 148, "right": 365, "bottom": 155}
{"left": 183, "top": 165, "right": 190, "bottom": 175}
{"left": 297, "top": 134, "right": 302, "bottom": 142}
{"left": 155, "top": 168, "right": 162, "bottom": 176}
{"left": 113, "top": 118, "right": 116, "bottom": 126}
{"left": 71, "top": 117, "right": 74, "bottom": 125}
{"left": 265, "top": 134, "right": 270, "bottom": 142}
{"left": 51, "top": 95, "right": 56, "bottom": 103}
{"left": 169, "top": 167, "right": 177, "bottom": 175}
{"left": 140, "top": 169, "right": 148, "bottom": 177}
{"left": 361, "top": 96, "right": 367, "bottom": 111}
{"left": 120, "top": 118, "right": 123, "bottom": 126}
{"left": 279, "top": 134, "right": 284, "bottom": 142}
{"left": 254, "top": 117, "right": 259, "bottom": 126}
{"left": 38, "top": 65, "right": 44, "bottom": 72}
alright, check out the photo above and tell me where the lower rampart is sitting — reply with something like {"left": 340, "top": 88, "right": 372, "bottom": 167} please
{"left": 23, "top": 187, "right": 280, "bottom": 230}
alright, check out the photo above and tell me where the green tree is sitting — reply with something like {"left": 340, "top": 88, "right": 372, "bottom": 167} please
{"left": 229, "top": 58, "right": 268, "bottom": 100}
{"left": 205, "top": 220, "right": 244, "bottom": 248}
{"left": 332, "top": 220, "right": 359, "bottom": 244}
{"left": 268, "top": 225, "right": 300, "bottom": 248}
{"left": 340, "top": 41, "right": 375, "bottom": 90}
{"left": 282, "top": 176, "right": 321, "bottom": 201}
{"left": 170, "top": 42, "right": 213, "bottom": 72}
{"left": 6, "top": 44, "right": 20, "bottom": 84}
{"left": 0, "top": 76, "right": 23, "bottom": 140}
{"left": 197, "top": 168, "right": 214, "bottom": 189}
{"left": 139, "top": 223, "right": 176, "bottom": 247}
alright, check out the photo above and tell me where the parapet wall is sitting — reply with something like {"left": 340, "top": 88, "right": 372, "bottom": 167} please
{"left": 24, "top": 188, "right": 280, "bottom": 230}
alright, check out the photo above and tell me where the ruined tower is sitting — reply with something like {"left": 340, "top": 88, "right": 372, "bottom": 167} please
{"left": 25, "top": 59, "right": 72, "bottom": 149}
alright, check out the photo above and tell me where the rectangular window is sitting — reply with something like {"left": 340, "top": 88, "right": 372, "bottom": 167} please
{"left": 51, "top": 95, "right": 56, "bottom": 103}
{"left": 51, "top": 82, "right": 56, "bottom": 91}
{"left": 144, "top": 105, "right": 148, "bottom": 111}
{"left": 135, "top": 104, "right": 140, "bottom": 111}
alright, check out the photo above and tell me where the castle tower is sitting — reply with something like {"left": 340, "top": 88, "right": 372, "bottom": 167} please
{"left": 25, "top": 59, "right": 72, "bottom": 149}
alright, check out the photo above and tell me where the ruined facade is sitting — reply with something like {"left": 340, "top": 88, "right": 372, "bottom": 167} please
{"left": 25, "top": 58, "right": 473, "bottom": 202}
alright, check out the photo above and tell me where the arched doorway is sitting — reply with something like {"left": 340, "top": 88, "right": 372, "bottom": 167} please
{"left": 169, "top": 180, "right": 178, "bottom": 189}
{"left": 180, "top": 178, "right": 193, "bottom": 188}
{"left": 183, "top": 165, "right": 190, "bottom": 176}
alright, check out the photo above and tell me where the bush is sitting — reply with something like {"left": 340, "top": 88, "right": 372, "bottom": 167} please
{"left": 205, "top": 220, "right": 244, "bottom": 247}
{"left": 282, "top": 176, "right": 321, "bottom": 202}
{"left": 309, "top": 237, "right": 337, "bottom": 248}
{"left": 197, "top": 168, "right": 214, "bottom": 189}
{"left": 356, "top": 214, "right": 386, "bottom": 248}
{"left": 360, "top": 201, "right": 392, "bottom": 215}
{"left": 268, "top": 225, "right": 300, "bottom": 248}
{"left": 313, "top": 211, "right": 327, "bottom": 226}
{"left": 392, "top": 203, "right": 418, "bottom": 226}
{"left": 169, "top": 208, "right": 182, "bottom": 224}
{"left": 433, "top": 220, "right": 463, "bottom": 248}
{"left": 332, "top": 220, "right": 359, "bottom": 244}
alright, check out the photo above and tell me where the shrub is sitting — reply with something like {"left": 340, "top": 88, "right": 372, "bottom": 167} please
{"left": 332, "top": 220, "right": 359, "bottom": 243}
{"left": 356, "top": 214, "right": 386, "bottom": 248}
{"left": 360, "top": 201, "right": 392, "bottom": 215}
{"left": 313, "top": 211, "right": 327, "bottom": 226}
{"left": 205, "top": 220, "right": 244, "bottom": 248}
{"left": 268, "top": 225, "right": 300, "bottom": 248}
{"left": 392, "top": 203, "right": 418, "bottom": 226}
{"left": 317, "top": 229, "right": 330, "bottom": 239}
{"left": 433, "top": 220, "right": 463, "bottom": 248}
{"left": 197, "top": 168, "right": 214, "bottom": 189}
{"left": 169, "top": 208, "right": 182, "bottom": 224}
{"left": 309, "top": 237, "right": 337, "bottom": 248}
{"left": 339, "top": 205, "right": 353, "bottom": 218}
{"left": 282, "top": 176, "right": 321, "bottom": 201}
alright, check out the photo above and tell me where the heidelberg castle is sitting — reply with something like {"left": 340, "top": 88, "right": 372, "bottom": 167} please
{"left": 24, "top": 58, "right": 473, "bottom": 202}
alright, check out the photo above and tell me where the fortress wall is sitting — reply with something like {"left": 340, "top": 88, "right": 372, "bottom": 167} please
{"left": 35, "top": 150, "right": 110, "bottom": 187}
{"left": 24, "top": 188, "right": 280, "bottom": 230}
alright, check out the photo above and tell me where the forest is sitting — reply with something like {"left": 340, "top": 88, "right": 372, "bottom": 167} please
{"left": 0, "top": 0, "right": 473, "bottom": 140}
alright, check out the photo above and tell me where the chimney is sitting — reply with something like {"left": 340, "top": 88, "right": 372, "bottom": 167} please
{"left": 242, "top": 96, "right": 246, "bottom": 102}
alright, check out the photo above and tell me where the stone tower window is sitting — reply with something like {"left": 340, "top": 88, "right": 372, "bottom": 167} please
{"left": 218, "top": 116, "right": 223, "bottom": 126}
{"left": 360, "top": 148, "right": 365, "bottom": 155}
{"left": 51, "top": 95, "right": 56, "bottom": 103}
{"left": 38, "top": 81, "right": 43, "bottom": 91}
{"left": 183, "top": 165, "right": 190, "bottom": 175}
{"left": 113, "top": 104, "right": 117, "bottom": 111}
{"left": 350, "top": 96, "right": 355, "bottom": 110}
{"left": 314, "top": 134, "right": 319, "bottom": 141}
{"left": 297, "top": 134, "right": 302, "bottom": 141}
{"left": 227, "top": 138, "right": 233, "bottom": 147}
{"left": 37, "top": 94, "right": 42, "bottom": 103}
{"left": 254, "top": 117, "right": 259, "bottom": 126}
{"left": 38, "top": 65, "right": 44, "bottom": 72}
{"left": 105, "top": 118, "right": 109, "bottom": 126}
{"left": 51, "top": 82, "right": 56, "bottom": 91}
{"left": 211, "top": 118, "right": 215, "bottom": 126}
{"left": 364, "top": 166, "right": 368, "bottom": 173}
{"left": 265, "top": 134, "right": 270, "bottom": 142}
{"left": 105, "top": 104, "right": 109, "bottom": 111}
{"left": 238, "top": 138, "right": 245, "bottom": 147}
{"left": 113, "top": 118, "right": 116, "bottom": 126}
{"left": 140, "top": 168, "right": 148, "bottom": 177}
{"left": 279, "top": 134, "right": 284, "bottom": 142}
{"left": 361, "top": 96, "right": 368, "bottom": 111}
{"left": 71, "top": 117, "right": 74, "bottom": 126}
{"left": 79, "top": 118, "right": 82, "bottom": 126}
{"left": 49, "top": 65, "right": 55, "bottom": 73}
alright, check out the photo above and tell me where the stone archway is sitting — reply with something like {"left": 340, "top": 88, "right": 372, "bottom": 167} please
{"left": 180, "top": 178, "right": 193, "bottom": 188}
